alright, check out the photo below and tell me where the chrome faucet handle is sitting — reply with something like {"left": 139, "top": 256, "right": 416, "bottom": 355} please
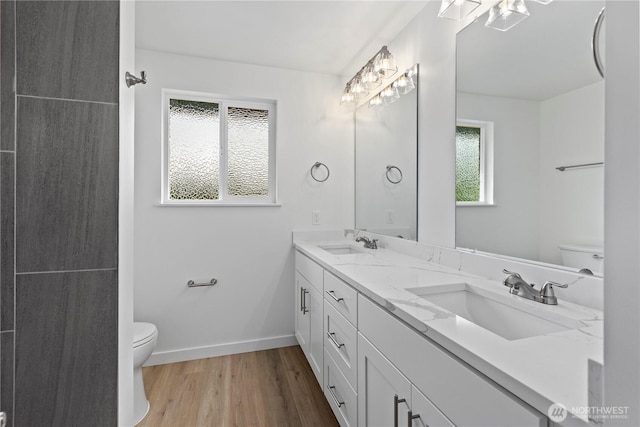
{"left": 502, "top": 269, "right": 521, "bottom": 279}
{"left": 541, "top": 280, "right": 568, "bottom": 292}
{"left": 540, "top": 281, "right": 569, "bottom": 305}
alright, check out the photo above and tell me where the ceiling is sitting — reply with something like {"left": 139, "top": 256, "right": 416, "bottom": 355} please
{"left": 135, "top": 1, "right": 428, "bottom": 78}
{"left": 457, "top": 0, "right": 606, "bottom": 101}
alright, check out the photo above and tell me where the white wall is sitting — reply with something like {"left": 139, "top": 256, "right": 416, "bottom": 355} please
{"left": 538, "top": 81, "right": 604, "bottom": 265}
{"left": 456, "top": 92, "right": 540, "bottom": 260}
{"left": 134, "top": 49, "right": 353, "bottom": 362}
{"left": 118, "top": 2, "right": 134, "bottom": 424}
{"left": 604, "top": 1, "right": 640, "bottom": 424}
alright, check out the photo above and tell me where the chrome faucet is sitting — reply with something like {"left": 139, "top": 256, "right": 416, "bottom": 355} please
{"left": 356, "top": 236, "right": 378, "bottom": 249}
{"left": 502, "top": 269, "right": 568, "bottom": 305}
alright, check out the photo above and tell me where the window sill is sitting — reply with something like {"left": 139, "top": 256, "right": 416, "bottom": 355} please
{"left": 155, "top": 202, "right": 282, "bottom": 207}
{"left": 456, "top": 202, "right": 497, "bottom": 207}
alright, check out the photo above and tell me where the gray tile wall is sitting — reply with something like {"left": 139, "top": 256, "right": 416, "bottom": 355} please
{"left": 1, "top": 1, "right": 119, "bottom": 426}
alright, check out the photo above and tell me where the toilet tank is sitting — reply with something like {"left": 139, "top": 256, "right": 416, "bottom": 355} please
{"left": 558, "top": 244, "right": 604, "bottom": 274}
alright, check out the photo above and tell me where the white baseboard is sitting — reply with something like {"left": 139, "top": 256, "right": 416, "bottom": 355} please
{"left": 144, "top": 334, "right": 298, "bottom": 366}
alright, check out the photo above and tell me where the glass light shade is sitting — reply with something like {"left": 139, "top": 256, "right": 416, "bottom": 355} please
{"left": 394, "top": 73, "right": 415, "bottom": 95}
{"left": 340, "top": 85, "right": 357, "bottom": 105}
{"left": 362, "top": 62, "right": 381, "bottom": 90}
{"left": 374, "top": 47, "right": 397, "bottom": 78}
{"left": 530, "top": 0, "right": 553, "bottom": 3}
{"left": 350, "top": 74, "right": 369, "bottom": 98}
{"left": 380, "top": 85, "right": 400, "bottom": 103}
{"left": 485, "top": 0, "right": 530, "bottom": 32}
{"left": 438, "top": 0, "right": 481, "bottom": 21}
{"left": 369, "top": 94, "right": 383, "bottom": 108}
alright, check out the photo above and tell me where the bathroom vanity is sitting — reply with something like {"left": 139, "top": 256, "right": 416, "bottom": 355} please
{"left": 293, "top": 233, "right": 603, "bottom": 427}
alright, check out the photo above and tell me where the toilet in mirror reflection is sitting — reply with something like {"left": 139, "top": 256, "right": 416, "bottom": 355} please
{"left": 559, "top": 244, "right": 604, "bottom": 275}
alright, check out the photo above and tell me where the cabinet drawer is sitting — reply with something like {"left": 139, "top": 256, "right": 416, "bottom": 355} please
{"left": 295, "top": 251, "right": 323, "bottom": 292}
{"left": 358, "top": 295, "right": 545, "bottom": 427}
{"left": 324, "top": 270, "right": 358, "bottom": 326}
{"left": 325, "top": 350, "right": 357, "bottom": 427}
{"left": 325, "top": 301, "right": 358, "bottom": 390}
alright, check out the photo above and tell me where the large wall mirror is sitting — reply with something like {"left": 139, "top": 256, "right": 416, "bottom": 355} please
{"left": 355, "top": 65, "right": 418, "bottom": 240}
{"left": 456, "top": 1, "right": 605, "bottom": 274}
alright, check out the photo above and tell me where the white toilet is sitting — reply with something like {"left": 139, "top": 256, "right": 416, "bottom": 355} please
{"left": 558, "top": 244, "right": 604, "bottom": 275}
{"left": 133, "top": 322, "right": 158, "bottom": 425}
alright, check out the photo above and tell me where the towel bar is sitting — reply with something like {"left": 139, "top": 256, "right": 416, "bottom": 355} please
{"left": 187, "top": 278, "right": 217, "bottom": 287}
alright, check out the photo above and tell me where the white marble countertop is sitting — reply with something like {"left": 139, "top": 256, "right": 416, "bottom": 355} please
{"left": 294, "top": 240, "right": 603, "bottom": 426}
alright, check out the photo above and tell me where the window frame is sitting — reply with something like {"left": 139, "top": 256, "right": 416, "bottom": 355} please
{"left": 455, "top": 119, "right": 494, "bottom": 206}
{"left": 161, "top": 89, "right": 277, "bottom": 206}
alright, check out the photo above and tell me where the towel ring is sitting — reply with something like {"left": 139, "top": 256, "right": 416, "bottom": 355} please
{"left": 311, "top": 162, "right": 330, "bottom": 182}
{"left": 386, "top": 165, "right": 403, "bottom": 184}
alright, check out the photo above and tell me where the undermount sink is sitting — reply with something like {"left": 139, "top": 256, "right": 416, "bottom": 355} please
{"left": 407, "top": 283, "right": 584, "bottom": 341}
{"left": 319, "top": 244, "right": 367, "bottom": 255}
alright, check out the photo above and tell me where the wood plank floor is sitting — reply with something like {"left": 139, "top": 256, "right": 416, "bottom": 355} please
{"left": 138, "top": 345, "right": 339, "bottom": 427}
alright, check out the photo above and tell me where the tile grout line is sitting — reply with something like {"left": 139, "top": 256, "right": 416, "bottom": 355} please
{"left": 17, "top": 94, "right": 118, "bottom": 107}
{"left": 16, "top": 268, "right": 117, "bottom": 276}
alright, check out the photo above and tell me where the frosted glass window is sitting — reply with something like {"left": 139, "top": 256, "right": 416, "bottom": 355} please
{"left": 227, "top": 107, "right": 269, "bottom": 196}
{"left": 163, "top": 90, "right": 276, "bottom": 204}
{"left": 456, "top": 125, "right": 481, "bottom": 202}
{"left": 168, "top": 99, "right": 220, "bottom": 200}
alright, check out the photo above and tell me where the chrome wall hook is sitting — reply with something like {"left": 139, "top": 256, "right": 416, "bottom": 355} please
{"left": 125, "top": 71, "right": 147, "bottom": 87}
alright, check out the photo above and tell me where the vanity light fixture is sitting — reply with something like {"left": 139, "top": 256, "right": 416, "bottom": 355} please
{"left": 437, "top": 0, "right": 481, "bottom": 21}
{"left": 340, "top": 45, "right": 397, "bottom": 107}
{"left": 369, "top": 94, "right": 383, "bottom": 108}
{"left": 531, "top": 0, "right": 553, "bottom": 4}
{"left": 485, "top": 0, "right": 530, "bottom": 31}
{"left": 371, "top": 65, "right": 417, "bottom": 108}
{"left": 362, "top": 62, "right": 382, "bottom": 90}
{"left": 380, "top": 84, "right": 400, "bottom": 104}
{"left": 374, "top": 46, "right": 398, "bottom": 78}
{"left": 395, "top": 71, "right": 416, "bottom": 95}
{"left": 340, "top": 83, "right": 357, "bottom": 105}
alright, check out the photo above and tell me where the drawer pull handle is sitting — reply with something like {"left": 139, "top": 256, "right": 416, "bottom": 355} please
{"left": 327, "top": 332, "right": 345, "bottom": 348}
{"left": 328, "top": 385, "right": 345, "bottom": 407}
{"left": 302, "top": 288, "right": 309, "bottom": 314}
{"left": 394, "top": 395, "right": 407, "bottom": 427}
{"left": 299, "top": 286, "right": 304, "bottom": 312}
{"left": 407, "top": 410, "right": 422, "bottom": 427}
{"left": 326, "top": 290, "right": 344, "bottom": 302}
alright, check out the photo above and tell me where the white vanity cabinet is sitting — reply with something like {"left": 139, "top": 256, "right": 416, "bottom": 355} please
{"left": 294, "top": 252, "right": 324, "bottom": 386}
{"left": 358, "top": 295, "right": 547, "bottom": 427}
{"left": 294, "top": 249, "right": 547, "bottom": 427}
{"left": 358, "top": 332, "right": 454, "bottom": 427}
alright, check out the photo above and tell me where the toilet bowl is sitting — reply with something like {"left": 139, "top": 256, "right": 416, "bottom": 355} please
{"left": 558, "top": 244, "right": 604, "bottom": 274}
{"left": 133, "top": 322, "right": 158, "bottom": 425}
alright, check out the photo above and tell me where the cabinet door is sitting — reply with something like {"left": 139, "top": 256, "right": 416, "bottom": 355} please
{"left": 295, "top": 272, "right": 310, "bottom": 354}
{"left": 358, "top": 333, "right": 411, "bottom": 427}
{"left": 308, "top": 284, "right": 324, "bottom": 387}
{"left": 410, "top": 386, "right": 455, "bottom": 427}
